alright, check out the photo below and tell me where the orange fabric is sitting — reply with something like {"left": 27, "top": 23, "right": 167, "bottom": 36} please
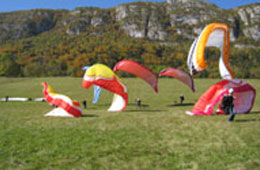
{"left": 196, "top": 23, "right": 225, "bottom": 68}
{"left": 195, "top": 23, "right": 234, "bottom": 78}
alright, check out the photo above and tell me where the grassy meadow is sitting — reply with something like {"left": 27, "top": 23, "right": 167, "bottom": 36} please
{"left": 0, "top": 77, "right": 260, "bottom": 170}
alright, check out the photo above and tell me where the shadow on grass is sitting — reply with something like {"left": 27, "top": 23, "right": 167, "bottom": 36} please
{"left": 83, "top": 103, "right": 150, "bottom": 110}
{"left": 167, "top": 103, "right": 194, "bottom": 107}
{"left": 125, "top": 103, "right": 162, "bottom": 112}
{"left": 83, "top": 107, "right": 100, "bottom": 110}
{"left": 249, "top": 111, "right": 260, "bottom": 114}
{"left": 125, "top": 109, "right": 165, "bottom": 112}
{"left": 81, "top": 103, "right": 112, "bottom": 110}
{"left": 235, "top": 119, "right": 260, "bottom": 122}
{"left": 91, "top": 103, "right": 111, "bottom": 107}
{"left": 128, "top": 103, "right": 150, "bottom": 107}
{"left": 81, "top": 114, "right": 98, "bottom": 118}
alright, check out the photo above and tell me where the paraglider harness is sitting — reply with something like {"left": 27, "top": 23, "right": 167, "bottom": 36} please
{"left": 220, "top": 90, "right": 236, "bottom": 121}
{"left": 220, "top": 95, "right": 234, "bottom": 115}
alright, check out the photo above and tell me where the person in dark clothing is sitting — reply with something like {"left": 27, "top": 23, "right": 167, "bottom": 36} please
{"left": 219, "top": 88, "right": 236, "bottom": 121}
{"left": 5, "top": 95, "right": 9, "bottom": 102}
{"left": 82, "top": 100, "right": 87, "bottom": 109}
{"left": 136, "top": 98, "right": 141, "bottom": 107}
{"left": 179, "top": 95, "right": 185, "bottom": 104}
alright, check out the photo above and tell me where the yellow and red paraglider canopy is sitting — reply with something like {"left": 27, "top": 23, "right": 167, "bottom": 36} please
{"left": 82, "top": 64, "right": 128, "bottom": 112}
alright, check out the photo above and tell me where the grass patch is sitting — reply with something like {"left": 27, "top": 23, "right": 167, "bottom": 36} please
{"left": 0, "top": 77, "right": 260, "bottom": 169}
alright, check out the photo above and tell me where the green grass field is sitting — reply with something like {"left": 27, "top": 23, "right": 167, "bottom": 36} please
{"left": 0, "top": 77, "right": 260, "bottom": 170}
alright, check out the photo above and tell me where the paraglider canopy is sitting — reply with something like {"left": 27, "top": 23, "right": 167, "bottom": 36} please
{"left": 42, "top": 82, "right": 82, "bottom": 117}
{"left": 113, "top": 60, "right": 158, "bottom": 93}
{"left": 82, "top": 64, "right": 128, "bottom": 112}
{"left": 159, "top": 68, "right": 195, "bottom": 92}
{"left": 187, "top": 23, "right": 234, "bottom": 79}
{"left": 186, "top": 79, "right": 256, "bottom": 116}
{"left": 83, "top": 66, "right": 102, "bottom": 104}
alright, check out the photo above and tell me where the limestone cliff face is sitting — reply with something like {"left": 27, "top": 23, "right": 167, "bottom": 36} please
{"left": 114, "top": 1, "right": 260, "bottom": 41}
{"left": 0, "top": 1, "right": 259, "bottom": 43}
{"left": 0, "top": 10, "right": 57, "bottom": 42}
{"left": 235, "top": 4, "right": 260, "bottom": 40}
{"left": 166, "top": 0, "right": 220, "bottom": 26}
{"left": 114, "top": 0, "right": 237, "bottom": 40}
{"left": 63, "top": 8, "right": 111, "bottom": 35}
{"left": 115, "top": 3, "right": 169, "bottom": 40}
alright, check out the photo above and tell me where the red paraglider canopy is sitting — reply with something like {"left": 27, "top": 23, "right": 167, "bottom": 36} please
{"left": 113, "top": 60, "right": 158, "bottom": 93}
{"left": 159, "top": 68, "right": 195, "bottom": 92}
{"left": 186, "top": 79, "right": 256, "bottom": 116}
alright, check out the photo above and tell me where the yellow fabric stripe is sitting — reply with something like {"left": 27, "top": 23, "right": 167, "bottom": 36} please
{"left": 85, "top": 64, "right": 115, "bottom": 79}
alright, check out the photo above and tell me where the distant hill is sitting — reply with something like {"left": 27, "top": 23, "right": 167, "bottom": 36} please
{"left": 0, "top": 0, "right": 259, "bottom": 78}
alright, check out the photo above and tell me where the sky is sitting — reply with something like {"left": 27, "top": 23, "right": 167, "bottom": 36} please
{"left": 0, "top": 0, "right": 259, "bottom": 13}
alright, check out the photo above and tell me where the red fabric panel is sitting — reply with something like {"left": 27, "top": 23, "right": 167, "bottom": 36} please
{"left": 191, "top": 79, "right": 256, "bottom": 115}
{"left": 82, "top": 77, "right": 128, "bottom": 111}
{"left": 113, "top": 60, "right": 158, "bottom": 93}
{"left": 42, "top": 82, "right": 82, "bottom": 117}
{"left": 159, "top": 68, "right": 195, "bottom": 92}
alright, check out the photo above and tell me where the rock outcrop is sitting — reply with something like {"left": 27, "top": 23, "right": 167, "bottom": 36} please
{"left": 63, "top": 8, "right": 111, "bottom": 35}
{"left": 0, "top": 1, "right": 259, "bottom": 43}
{"left": 0, "top": 10, "right": 57, "bottom": 42}
{"left": 235, "top": 4, "right": 260, "bottom": 40}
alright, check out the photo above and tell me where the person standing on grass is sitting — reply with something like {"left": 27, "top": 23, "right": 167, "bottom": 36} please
{"left": 219, "top": 88, "right": 236, "bottom": 122}
{"left": 136, "top": 98, "right": 141, "bottom": 107}
{"left": 179, "top": 95, "right": 184, "bottom": 104}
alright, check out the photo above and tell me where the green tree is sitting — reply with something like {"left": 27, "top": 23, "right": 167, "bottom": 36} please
{"left": 0, "top": 53, "right": 21, "bottom": 77}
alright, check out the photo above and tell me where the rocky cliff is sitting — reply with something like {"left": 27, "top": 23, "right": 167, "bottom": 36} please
{"left": 235, "top": 4, "right": 260, "bottom": 40}
{"left": 0, "top": 0, "right": 259, "bottom": 44}
{"left": 0, "top": 10, "right": 58, "bottom": 42}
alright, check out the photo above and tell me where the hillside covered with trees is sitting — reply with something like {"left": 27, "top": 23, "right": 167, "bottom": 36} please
{"left": 0, "top": 0, "right": 259, "bottom": 78}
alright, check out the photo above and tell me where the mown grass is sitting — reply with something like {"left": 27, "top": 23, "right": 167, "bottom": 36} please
{"left": 0, "top": 77, "right": 260, "bottom": 170}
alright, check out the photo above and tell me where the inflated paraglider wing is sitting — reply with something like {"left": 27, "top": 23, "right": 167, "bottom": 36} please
{"left": 187, "top": 23, "right": 234, "bottom": 79}
{"left": 186, "top": 79, "right": 256, "bottom": 116}
{"left": 42, "top": 82, "right": 82, "bottom": 117}
{"left": 83, "top": 66, "right": 102, "bottom": 104}
{"left": 159, "top": 68, "right": 195, "bottom": 92}
{"left": 82, "top": 64, "right": 128, "bottom": 111}
{"left": 113, "top": 60, "right": 158, "bottom": 93}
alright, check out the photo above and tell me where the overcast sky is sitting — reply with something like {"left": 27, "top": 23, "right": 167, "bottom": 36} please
{"left": 0, "top": 0, "right": 259, "bottom": 12}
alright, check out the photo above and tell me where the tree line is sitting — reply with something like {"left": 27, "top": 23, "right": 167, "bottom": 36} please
{"left": 0, "top": 30, "right": 259, "bottom": 78}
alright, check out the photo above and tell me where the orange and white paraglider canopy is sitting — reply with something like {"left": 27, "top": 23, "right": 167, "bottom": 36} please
{"left": 187, "top": 23, "right": 234, "bottom": 79}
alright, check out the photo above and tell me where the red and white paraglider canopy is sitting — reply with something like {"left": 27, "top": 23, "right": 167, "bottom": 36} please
{"left": 186, "top": 79, "right": 256, "bottom": 116}
{"left": 42, "top": 82, "right": 82, "bottom": 117}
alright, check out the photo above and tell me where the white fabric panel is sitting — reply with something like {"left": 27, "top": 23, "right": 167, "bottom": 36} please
{"left": 219, "top": 52, "right": 232, "bottom": 79}
{"left": 206, "top": 29, "right": 224, "bottom": 48}
{"left": 187, "top": 38, "right": 198, "bottom": 74}
{"left": 0, "top": 97, "right": 29, "bottom": 101}
{"left": 192, "top": 35, "right": 202, "bottom": 71}
{"left": 108, "top": 94, "right": 125, "bottom": 112}
{"left": 33, "top": 98, "right": 45, "bottom": 102}
{"left": 44, "top": 108, "right": 74, "bottom": 117}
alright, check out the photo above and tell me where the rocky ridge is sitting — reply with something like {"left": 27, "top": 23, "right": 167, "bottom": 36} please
{"left": 0, "top": 0, "right": 259, "bottom": 44}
